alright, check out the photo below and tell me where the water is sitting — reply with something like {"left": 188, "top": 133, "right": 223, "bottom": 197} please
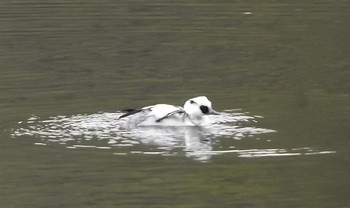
{"left": 11, "top": 110, "right": 279, "bottom": 161}
{"left": 1, "top": 0, "right": 350, "bottom": 207}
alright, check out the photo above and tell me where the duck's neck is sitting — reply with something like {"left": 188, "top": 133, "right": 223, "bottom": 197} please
{"left": 184, "top": 114, "right": 207, "bottom": 126}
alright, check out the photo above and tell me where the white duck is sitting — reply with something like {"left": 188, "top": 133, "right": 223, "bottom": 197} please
{"left": 119, "top": 96, "right": 219, "bottom": 128}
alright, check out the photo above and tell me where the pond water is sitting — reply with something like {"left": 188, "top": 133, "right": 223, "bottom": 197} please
{"left": 1, "top": 0, "right": 350, "bottom": 207}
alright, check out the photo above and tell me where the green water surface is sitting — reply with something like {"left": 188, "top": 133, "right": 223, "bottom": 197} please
{"left": 0, "top": 0, "right": 349, "bottom": 207}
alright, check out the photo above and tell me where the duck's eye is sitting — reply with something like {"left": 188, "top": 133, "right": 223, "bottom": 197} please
{"left": 190, "top": 100, "right": 196, "bottom": 104}
{"left": 200, "top": 105, "right": 209, "bottom": 114}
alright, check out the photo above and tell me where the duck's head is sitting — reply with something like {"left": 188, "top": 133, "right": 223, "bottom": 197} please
{"left": 183, "top": 96, "right": 219, "bottom": 118}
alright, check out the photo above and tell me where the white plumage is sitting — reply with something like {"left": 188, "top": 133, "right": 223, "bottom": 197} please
{"left": 119, "top": 96, "right": 219, "bottom": 128}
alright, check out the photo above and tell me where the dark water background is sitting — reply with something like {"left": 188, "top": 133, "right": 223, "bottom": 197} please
{"left": 1, "top": 0, "right": 349, "bottom": 207}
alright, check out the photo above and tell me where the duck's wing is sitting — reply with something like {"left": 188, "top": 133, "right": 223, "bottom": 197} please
{"left": 155, "top": 108, "right": 186, "bottom": 122}
{"left": 119, "top": 104, "right": 184, "bottom": 120}
{"left": 119, "top": 106, "right": 153, "bottom": 119}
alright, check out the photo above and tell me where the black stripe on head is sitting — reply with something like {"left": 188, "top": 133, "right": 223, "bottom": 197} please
{"left": 190, "top": 100, "right": 196, "bottom": 104}
{"left": 200, "top": 105, "right": 209, "bottom": 114}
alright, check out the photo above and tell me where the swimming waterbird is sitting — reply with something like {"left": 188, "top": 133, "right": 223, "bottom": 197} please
{"left": 119, "top": 96, "right": 219, "bottom": 128}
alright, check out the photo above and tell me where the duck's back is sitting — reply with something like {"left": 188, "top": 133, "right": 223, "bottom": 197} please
{"left": 122, "top": 104, "right": 192, "bottom": 128}
{"left": 147, "top": 104, "right": 181, "bottom": 118}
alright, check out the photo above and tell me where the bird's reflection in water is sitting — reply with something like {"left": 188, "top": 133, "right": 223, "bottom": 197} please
{"left": 127, "top": 126, "right": 213, "bottom": 161}
{"left": 184, "top": 127, "right": 213, "bottom": 161}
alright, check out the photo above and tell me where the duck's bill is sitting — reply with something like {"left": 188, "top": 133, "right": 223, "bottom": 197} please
{"left": 209, "top": 110, "right": 220, "bottom": 115}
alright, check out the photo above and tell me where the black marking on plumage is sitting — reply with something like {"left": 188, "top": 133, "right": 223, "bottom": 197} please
{"left": 119, "top": 109, "right": 143, "bottom": 119}
{"left": 121, "top": 108, "right": 139, "bottom": 113}
{"left": 155, "top": 109, "right": 185, "bottom": 122}
{"left": 200, "top": 105, "right": 209, "bottom": 114}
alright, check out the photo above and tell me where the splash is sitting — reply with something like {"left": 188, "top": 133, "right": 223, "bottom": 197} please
{"left": 10, "top": 110, "right": 333, "bottom": 161}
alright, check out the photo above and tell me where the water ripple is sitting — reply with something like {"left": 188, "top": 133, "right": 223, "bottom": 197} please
{"left": 11, "top": 110, "right": 334, "bottom": 161}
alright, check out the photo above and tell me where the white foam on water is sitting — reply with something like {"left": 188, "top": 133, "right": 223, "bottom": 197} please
{"left": 11, "top": 110, "right": 334, "bottom": 162}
